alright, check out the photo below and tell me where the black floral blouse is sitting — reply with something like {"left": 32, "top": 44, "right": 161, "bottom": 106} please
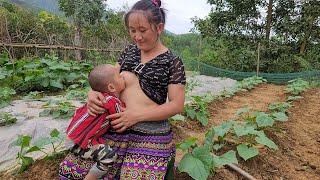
{"left": 118, "top": 44, "right": 186, "bottom": 105}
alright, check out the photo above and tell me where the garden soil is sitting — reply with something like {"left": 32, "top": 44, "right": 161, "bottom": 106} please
{"left": 1, "top": 84, "right": 319, "bottom": 180}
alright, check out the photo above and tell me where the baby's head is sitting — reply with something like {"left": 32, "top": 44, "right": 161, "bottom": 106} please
{"left": 88, "top": 64, "right": 125, "bottom": 94}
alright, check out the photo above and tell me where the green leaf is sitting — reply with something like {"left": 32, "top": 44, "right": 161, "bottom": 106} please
{"left": 20, "top": 135, "right": 32, "bottom": 148}
{"left": 287, "top": 96, "right": 303, "bottom": 102}
{"left": 196, "top": 112, "right": 208, "bottom": 126}
{"left": 236, "top": 144, "right": 259, "bottom": 161}
{"left": 204, "top": 127, "right": 215, "bottom": 146}
{"left": 66, "top": 72, "right": 81, "bottom": 82}
{"left": 185, "top": 106, "right": 196, "bottom": 119}
{"left": 170, "top": 114, "right": 185, "bottom": 121}
{"left": 40, "top": 79, "right": 49, "bottom": 87}
{"left": 255, "top": 134, "right": 278, "bottom": 150}
{"left": 212, "top": 144, "right": 225, "bottom": 151}
{"left": 256, "top": 112, "right": 274, "bottom": 127}
{"left": 52, "top": 111, "right": 61, "bottom": 118}
{"left": 214, "top": 121, "right": 234, "bottom": 137}
{"left": 178, "top": 153, "right": 209, "bottom": 180}
{"left": 176, "top": 137, "right": 198, "bottom": 152}
{"left": 21, "top": 156, "right": 34, "bottom": 167}
{"left": 212, "top": 150, "right": 238, "bottom": 167}
{"left": 26, "top": 146, "right": 42, "bottom": 153}
{"left": 50, "top": 79, "right": 64, "bottom": 89}
{"left": 236, "top": 107, "right": 250, "bottom": 116}
{"left": 233, "top": 124, "right": 257, "bottom": 137}
{"left": 192, "top": 145, "right": 213, "bottom": 172}
{"left": 50, "top": 128, "right": 60, "bottom": 137}
{"left": 34, "top": 137, "right": 51, "bottom": 147}
{"left": 272, "top": 112, "right": 288, "bottom": 122}
{"left": 39, "top": 109, "right": 51, "bottom": 117}
{"left": 49, "top": 63, "right": 70, "bottom": 71}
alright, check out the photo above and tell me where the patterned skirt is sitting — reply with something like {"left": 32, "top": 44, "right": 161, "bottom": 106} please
{"left": 59, "top": 129, "right": 175, "bottom": 180}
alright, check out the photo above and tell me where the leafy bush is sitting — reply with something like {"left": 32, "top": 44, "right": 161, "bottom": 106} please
{"left": 184, "top": 94, "right": 213, "bottom": 126}
{"left": 65, "top": 87, "right": 90, "bottom": 103}
{"left": 39, "top": 99, "right": 75, "bottom": 119}
{"left": 0, "top": 112, "right": 17, "bottom": 126}
{"left": 0, "top": 87, "right": 16, "bottom": 108}
{"left": 268, "top": 102, "right": 292, "bottom": 113}
{"left": 177, "top": 104, "right": 291, "bottom": 179}
{"left": 11, "top": 128, "right": 65, "bottom": 173}
{"left": 285, "top": 78, "right": 310, "bottom": 95}
{"left": 23, "top": 91, "right": 44, "bottom": 100}
{"left": 0, "top": 54, "right": 93, "bottom": 94}
{"left": 236, "top": 76, "right": 267, "bottom": 91}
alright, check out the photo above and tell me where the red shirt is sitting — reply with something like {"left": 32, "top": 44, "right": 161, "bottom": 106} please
{"left": 66, "top": 93, "right": 124, "bottom": 149}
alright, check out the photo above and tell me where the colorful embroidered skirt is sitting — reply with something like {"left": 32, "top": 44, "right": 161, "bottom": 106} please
{"left": 59, "top": 130, "right": 175, "bottom": 180}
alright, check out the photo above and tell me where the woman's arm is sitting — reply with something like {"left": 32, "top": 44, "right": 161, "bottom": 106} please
{"left": 109, "top": 84, "right": 185, "bottom": 132}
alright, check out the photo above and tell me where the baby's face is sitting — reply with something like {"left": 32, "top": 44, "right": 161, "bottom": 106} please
{"left": 112, "top": 67, "right": 125, "bottom": 93}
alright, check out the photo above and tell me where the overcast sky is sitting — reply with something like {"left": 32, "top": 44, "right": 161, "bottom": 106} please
{"left": 106, "top": 0, "right": 212, "bottom": 34}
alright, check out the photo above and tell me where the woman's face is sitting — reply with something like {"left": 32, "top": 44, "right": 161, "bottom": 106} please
{"left": 128, "top": 12, "right": 163, "bottom": 51}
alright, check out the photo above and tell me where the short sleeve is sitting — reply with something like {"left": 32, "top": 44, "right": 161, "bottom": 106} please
{"left": 169, "top": 56, "right": 186, "bottom": 85}
{"left": 117, "top": 48, "right": 127, "bottom": 66}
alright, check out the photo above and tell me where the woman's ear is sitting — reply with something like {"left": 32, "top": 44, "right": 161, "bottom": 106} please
{"left": 157, "top": 23, "right": 165, "bottom": 35}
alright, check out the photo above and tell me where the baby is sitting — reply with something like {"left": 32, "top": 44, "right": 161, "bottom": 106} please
{"left": 65, "top": 64, "right": 125, "bottom": 180}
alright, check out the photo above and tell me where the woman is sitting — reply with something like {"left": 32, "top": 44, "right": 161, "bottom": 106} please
{"left": 59, "top": 0, "right": 185, "bottom": 179}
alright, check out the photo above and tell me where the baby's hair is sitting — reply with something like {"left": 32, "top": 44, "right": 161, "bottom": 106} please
{"left": 88, "top": 64, "right": 115, "bottom": 92}
{"left": 124, "top": 0, "right": 166, "bottom": 28}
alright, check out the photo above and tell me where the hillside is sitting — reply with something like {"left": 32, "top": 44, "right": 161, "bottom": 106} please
{"left": 9, "top": 0, "right": 61, "bottom": 14}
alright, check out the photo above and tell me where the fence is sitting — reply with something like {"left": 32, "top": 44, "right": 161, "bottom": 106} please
{"left": 185, "top": 60, "right": 320, "bottom": 84}
{"left": 0, "top": 42, "right": 123, "bottom": 64}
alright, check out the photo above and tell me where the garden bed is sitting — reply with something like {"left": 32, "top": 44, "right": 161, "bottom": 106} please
{"left": 0, "top": 84, "right": 319, "bottom": 179}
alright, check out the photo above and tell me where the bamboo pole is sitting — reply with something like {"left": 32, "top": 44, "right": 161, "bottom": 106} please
{"left": 211, "top": 153, "right": 257, "bottom": 180}
{"left": 256, "top": 42, "right": 261, "bottom": 76}
{"left": 0, "top": 42, "right": 122, "bottom": 52}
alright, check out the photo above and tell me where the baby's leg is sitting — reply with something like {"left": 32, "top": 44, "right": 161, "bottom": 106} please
{"left": 81, "top": 144, "right": 118, "bottom": 179}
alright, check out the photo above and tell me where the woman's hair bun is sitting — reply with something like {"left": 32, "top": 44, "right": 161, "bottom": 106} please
{"left": 152, "top": 0, "right": 161, "bottom": 7}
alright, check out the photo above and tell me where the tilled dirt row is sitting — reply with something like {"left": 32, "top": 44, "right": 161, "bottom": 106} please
{"left": 1, "top": 84, "right": 319, "bottom": 180}
{"left": 174, "top": 84, "right": 320, "bottom": 180}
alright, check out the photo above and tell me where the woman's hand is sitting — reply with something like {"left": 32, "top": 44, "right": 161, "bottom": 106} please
{"left": 106, "top": 107, "right": 140, "bottom": 133}
{"left": 87, "top": 90, "right": 106, "bottom": 116}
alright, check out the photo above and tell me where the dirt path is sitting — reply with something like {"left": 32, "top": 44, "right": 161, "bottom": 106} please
{"left": 174, "top": 85, "right": 320, "bottom": 180}
{"left": 174, "top": 84, "right": 286, "bottom": 163}
{"left": 237, "top": 88, "right": 320, "bottom": 180}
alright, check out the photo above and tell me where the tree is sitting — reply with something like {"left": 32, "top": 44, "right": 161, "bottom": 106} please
{"left": 298, "top": 1, "right": 320, "bottom": 54}
{"left": 273, "top": 0, "right": 320, "bottom": 54}
{"left": 196, "top": 0, "right": 265, "bottom": 38}
{"left": 265, "top": 0, "right": 273, "bottom": 40}
{"left": 58, "top": 0, "right": 106, "bottom": 60}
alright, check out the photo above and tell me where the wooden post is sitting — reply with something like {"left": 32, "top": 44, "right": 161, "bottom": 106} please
{"left": 256, "top": 42, "right": 260, "bottom": 76}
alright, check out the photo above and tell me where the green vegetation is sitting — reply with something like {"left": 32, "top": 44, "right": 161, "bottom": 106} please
{"left": 177, "top": 78, "right": 311, "bottom": 179}
{"left": 285, "top": 79, "right": 310, "bottom": 95}
{"left": 11, "top": 128, "right": 65, "bottom": 173}
{"left": 8, "top": 0, "right": 61, "bottom": 14}
{"left": 0, "top": 54, "right": 92, "bottom": 91}
{"left": 186, "top": 0, "right": 320, "bottom": 73}
{"left": 172, "top": 76, "right": 267, "bottom": 126}
{"left": 0, "top": 112, "right": 17, "bottom": 126}
{"left": 39, "top": 99, "right": 76, "bottom": 119}
{"left": 23, "top": 91, "right": 44, "bottom": 100}
{"left": 0, "top": 87, "right": 16, "bottom": 108}
{"left": 2, "top": 0, "right": 319, "bottom": 74}
{"left": 236, "top": 76, "right": 267, "bottom": 91}
{"left": 65, "top": 87, "right": 90, "bottom": 103}
{"left": 0, "top": 1, "right": 127, "bottom": 62}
